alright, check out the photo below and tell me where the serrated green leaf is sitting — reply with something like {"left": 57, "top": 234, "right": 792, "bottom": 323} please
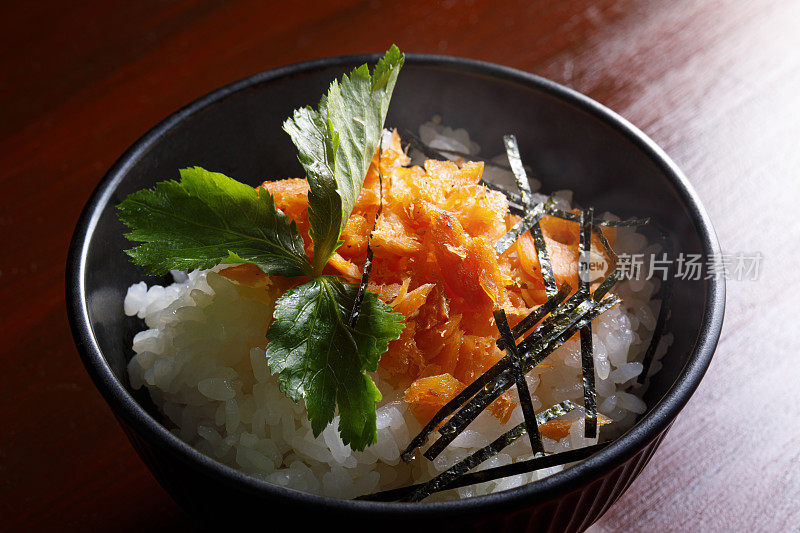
{"left": 283, "top": 45, "right": 404, "bottom": 274}
{"left": 264, "top": 276, "right": 405, "bottom": 450}
{"left": 117, "top": 166, "right": 312, "bottom": 276}
{"left": 282, "top": 105, "right": 344, "bottom": 276}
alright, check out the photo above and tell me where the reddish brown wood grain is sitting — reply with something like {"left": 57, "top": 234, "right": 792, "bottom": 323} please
{"left": 1, "top": 0, "right": 798, "bottom": 530}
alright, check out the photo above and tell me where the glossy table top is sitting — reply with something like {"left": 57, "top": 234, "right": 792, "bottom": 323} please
{"left": 1, "top": 1, "right": 797, "bottom": 530}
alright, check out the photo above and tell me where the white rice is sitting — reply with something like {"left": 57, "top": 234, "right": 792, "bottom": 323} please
{"left": 124, "top": 121, "right": 671, "bottom": 500}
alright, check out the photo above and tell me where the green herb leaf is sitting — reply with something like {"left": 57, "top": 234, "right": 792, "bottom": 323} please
{"left": 117, "top": 47, "right": 407, "bottom": 451}
{"left": 117, "top": 166, "right": 312, "bottom": 276}
{"left": 265, "top": 276, "right": 404, "bottom": 450}
{"left": 283, "top": 45, "right": 404, "bottom": 274}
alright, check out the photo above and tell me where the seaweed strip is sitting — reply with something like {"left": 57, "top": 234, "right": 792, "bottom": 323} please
{"left": 637, "top": 228, "right": 674, "bottom": 384}
{"left": 396, "top": 133, "right": 651, "bottom": 476}
{"left": 496, "top": 282, "right": 571, "bottom": 350}
{"left": 425, "top": 295, "right": 621, "bottom": 460}
{"left": 545, "top": 205, "right": 650, "bottom": 228}
{"left": 498, "top": 135, "right": 559, "bottom": 300}
{"left": 380, "top": 133, "right": 656, "bottom": 498}
{"left": 515, "top": 289, "right": 594, "bottom": 354}
{"left": 432, "top": 296, "right": 600, "bottom": 448}
{"left": 579, "top": 208, "right": 593, "bottom": 297}
{"left": 494, "top": 310, "right": 544, "bottom": 455}
{"left": 580, "top": 324, "right": 597, "bottom": 438}
{"left": 402, "top": 129, "right": 451, "bottom": 161}
{"left": 407, "top": 424, "right": 528, "bottom": 502}
{"left": 402, "top": 129, "right": 512, "bottom": 170}
{"left": 525, "top": 297, "right": 620, "bottom": 375}
{"left": 358, "top": 441, "right": 608, "bottom": 502}
{"left": 593, "top": 223, "right": 619, "bottom": 270}
{"left": 592, "top": 268, "right": 621, "bottom": 302}
{"left": 348, "top": 248, "right": 374, "bottom": 328}
{"left": 480, "top": 178, "right": 525, "bottom": 208}
{"left": 530, "top": 219, "right": 559, "bottom": 298}
{"left": 494, "top": 202, "right": 547, "bottom": 255}
{"left": 588, "top": 213, "right": 623, "bottom": 303}
{"left": 400, "top": 356, "right": 510, "bottom": 462}
{"left": 425, "top": 296, "right": 621, "bottom": 450}
{"left": 348, "top": 145, "right": 384, "bottom": 327}
{"left": 547, "top": 207, "right": 580, "bottom": 222}
{"left": 579, "top": 208, "right": 597, "bottom": 438}
{"left": 596, "top": 217, "right": 651, "bottom": 228}
{"left": 402, "top": 281, "right": 570, "bottom": 461}
{"left": 586, "top": 246, "right": 623, "bottom": 438}
{"left": 427, "top": 294, "right": 593, "bottom": 458}
{"left": 503, "top": 134, "right": 534, "bottom": 210}
{"left": 404, "top": 401, "right": 576, "bottom": 502}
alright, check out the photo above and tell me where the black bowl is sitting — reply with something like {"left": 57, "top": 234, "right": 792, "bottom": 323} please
{"left": 67, "top": 53, "right": 724, "bottom": 532}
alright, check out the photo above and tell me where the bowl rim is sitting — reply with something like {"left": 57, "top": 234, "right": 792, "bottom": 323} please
{"left": 66, "top": 52, "right": 725, "bottom": 518}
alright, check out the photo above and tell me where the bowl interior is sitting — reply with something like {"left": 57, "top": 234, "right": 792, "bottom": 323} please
{"left": 77, "top": 57, "right": 716, "bottom": 507}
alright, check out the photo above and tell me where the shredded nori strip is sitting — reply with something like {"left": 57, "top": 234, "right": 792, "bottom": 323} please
{"left": 429, "top": 294, "right": 620, "bottom": 442}
{"left": 503, "top": 134, "right": 534, "bottom": 210}
{"left": 400, "top": 356, "right": 510, "bottom": 462}
{"left": 637, "top": 228, "right": 674, "bottom": 384}
{"left": 578, "top": 208, "right": 593, "bottom": 297}
{"left": 494, "top": 309, "right": 544, "bottom": 455}
{"left": 515, "top": 289, "right": 596, "bottom": 355}
{"left": 402, "top": 129, "right": 512, "bottom": 170}
{"left": 494, "top": 202, "right": 547, "bottom": 255}
{"left": 348, "top": 248, "right": 374, "bottom": 328}
{"left": 408, "top": 425, "right": 529, "bottom": 502}
{"left": 348, "top": 145, "right": 384, "bottom": 327}
{"left": 546, "top": 207, "right": 580, "bottom": 222}
{"left": 580, "top": 324, "right": 597, "bottom": 438}
{"left": 594, "top": 217, "right": 651, "bottom": 227}
{"left": 593, "top": 223, "right": 619, "bottom": 270}
{"left": 545, "top": 205, "right": 650, "bottom": 228}
{"left": 578, "top": 208, "right": 598, "bottom": 438}
{"left": 496, "top": 282, "right": 572, "bottom": 350}
{"left": 592, "top": 268, "right": 621, "bottom": 302}
{"left": 402, "top": 129, "right": 451, "bottom": 161}
{"left": 545, "top": 206, "right": 650, "bottom": 228}
{"left": 385, "top": 134, "right": 661, "bottom": 495}
{"left": 401, "top": 282, "right": 571, "bottom": 462}
{"left": 480, "top": 178, "right": 525, "bottom": 207}
{"left": 530, "top": 219, "right": 559, "bottom": 298}
{"left": 501, "top": 135, "right": 557, "bottom": 297}
{"left": 426, "top": 295, "right": 592, "bottom": 459}
{"left": 404, "top": 401, "right": 576, "bottom": 502}
{"left": 358, "top": 441, "right": 608, "bottom": 502}
{"left": 424, "top": 294, "right": 621, "bottom": 460}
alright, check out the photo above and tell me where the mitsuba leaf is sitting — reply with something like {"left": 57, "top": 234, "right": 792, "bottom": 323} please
{"left": 282, "top": 105, "right": 343, "bottom": 276}
{"left": 117, "top": 167, "right": 311, "bottom": 276}
{"left": 264, "top": 276, "right": 405, "bottom": 450}
{"left": 283, "top": 45, "right": 404, "bottom": 274}
{"left": 118, "top": 47, "right": 408, "bottom": 452}
{"left": 325, "top": 45, "right": 404, "bottom": 231}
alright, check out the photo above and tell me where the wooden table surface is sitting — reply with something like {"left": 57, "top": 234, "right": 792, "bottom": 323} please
{"left": 2, "top": 1, "right": 798, "bottom": 530}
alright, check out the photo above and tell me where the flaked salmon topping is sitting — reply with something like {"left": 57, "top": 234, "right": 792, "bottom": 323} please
{"left": 259, "top": 130, "right": 613, "bottom": 424}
